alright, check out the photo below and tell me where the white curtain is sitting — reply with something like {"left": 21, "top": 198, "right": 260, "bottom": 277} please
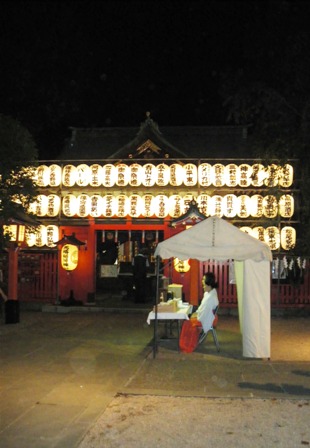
{"left": 242, "top": 259, "right": 271, "bottom": 358}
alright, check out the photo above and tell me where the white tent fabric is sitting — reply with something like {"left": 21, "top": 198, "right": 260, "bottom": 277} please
{"left": 154, "top": 216, "right": 272, "bottom": 358}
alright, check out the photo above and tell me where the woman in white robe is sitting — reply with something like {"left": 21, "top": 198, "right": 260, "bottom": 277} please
{"left": 195, "top": 272, "right": 219, "bottom": 332}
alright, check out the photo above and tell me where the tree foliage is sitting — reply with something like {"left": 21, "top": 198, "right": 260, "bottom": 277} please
{"left": 219, "top": 2, "right": 310, "bottom": 254}
{"left": 0, "top": 114, "right": 38, "bottom": 246}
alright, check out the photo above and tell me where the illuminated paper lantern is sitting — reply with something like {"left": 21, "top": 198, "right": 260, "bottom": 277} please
{"left": 35, "top": 195, "right": 48, "bottom": 217}
{"left": 281, "top": 226, "right": 296, "bottom": 250}
{"left": 264, "top": 226, "right": 280, "bottom": 251}
{"left": 61, "top": 244, "right": 78, "bottom": 271}
{"left": 102, "top": 194, "right": 116, "bottom": 217}
{"left": 129, "top": 163, "right": 142, "bottom": 187}
{"left": 210, "top": 195, "right": 223, "bottom": 217}
{"left": 62, "top": 165, "right": 77, "bottom": 187}
{"left": 239, "top": 164, "right": 252, "bottom": 187}
{"left": 183, "top": 163, "right": 197, "bottom": 186}
{"left": 174, "top": 258, "right": 191, "bottom": 273}
{"left": 47, "top": 194, "right": 61, "bottom": 217}
{"left": 252, "top": 226, "right": 265, "bottom": 242}
{"left": 198, "top": 163, "right": 212, "bottom": 186}
{"left": 49, "top": 164, "right": 62, "bottom": 187}
{"left": 223, "top": 194, "right": 237, "bottom": 218}
{"left": 116, "top": 163, "right": 129, "bottom": 186}
{"left": 28, "top": 200, "right": 37, "bottom": 215}
{"left": 250, "top": 195, "right": 264, "bottom": 217}
{"left": 264, "top": 164, "right": 279, "bottom": 187}
{"left": 237, "top": 195, "right": 251, "bottom": 218}
{"left": 90, "top": 164, "right": 103, "bottom": 187}
{"left": 76, "top": 164, "right": 91, "bottom": 186}
{"left": 62, "top": 194, "right": 78, "bottom": 217}
{"left": 116, "top": 194, "right": 129, "bottom": 217}
{"left": 251, "top": 163, "right": 266, "bottom": 187}
{"left": 154, "top": 195, "right": 169, "bottom": 218}
{"left": 46, "top": 225, "right": 59, "bottom": 248}
{"left": 212, "top": 164, "right": 225, "bottom": 187}
{"left": 225, "top": 163, "right": 239, "bottom": 187}
{"left": 142, "top": 163, "right": 156, "bottom": 187}
{"left": 142, "top": 194, "right": 155, "bottom": 217}
{"left": 35, "top": 165, "right": 50, "bottom": 187}
{"left": 169, "top": 195, "right": 184, "bottom": 218}
{"left": 35, "top": 225, "right": 47, "bottom": 247}
{"left": 240, "top": 227, "right": 254, "bottom": 237}
{"left": 197, "top": 194, "right": 211, "bottom": 216}
{"left": 170, "top": 164, "right": 183, "bottom": 186}
{"left": 28, "top": 165, "right": 37, "bottom": 184}
{"left": 279, "top": 164, "right": 293, "bottom": 188}
{"left": 128, "top": 194, "right": 143, "bottom": 217}
{"left": 3, "top": 224, "right": 25, "bottom": 242}
{"left": 279, "top": 195, "right": 294, "bottom": 218}
{"left": 25, "top": 228, "right": 36, "bottom": 247}
{"left": 103, "top": 164, "right": 116, "bottom": 187}
{"left": 183, "top": 194, "right": 195, "bottom": 213}
{"left": 90, "top": 195, "right": 103, "bottom": 217}
{"left": 77, "top": 194, "right": 91, "bottom": 217}
{"left": 263, "top": 195, "right": 278, "bottom": 218}
{"left": 156, "top": 163, "right": 169, "bottom": 186}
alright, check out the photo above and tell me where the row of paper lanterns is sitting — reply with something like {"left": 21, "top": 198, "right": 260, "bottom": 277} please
{"left": 35, "top": 162, "right": 293, "bottom": 188}
{"left": 30, "top": 193, "right": 294, "bottom": 219}
{"left": 240, "top": 226, "right": 296, "bottom": 251}
{"left": 25, "top": 224, "right": 296, "bottom": 251}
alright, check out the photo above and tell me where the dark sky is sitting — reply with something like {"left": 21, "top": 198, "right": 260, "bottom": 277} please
{"left": 1, "top": 0, "right": 310, "bottom": 158}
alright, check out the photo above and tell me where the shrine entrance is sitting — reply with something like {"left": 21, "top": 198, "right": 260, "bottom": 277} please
{"left": 95, "top": 229, "right": 163, "bottom": 305}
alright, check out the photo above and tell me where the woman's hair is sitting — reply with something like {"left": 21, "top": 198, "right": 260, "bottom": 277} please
{"left": 203, "top": 272, "right": 218, "bottom": 289}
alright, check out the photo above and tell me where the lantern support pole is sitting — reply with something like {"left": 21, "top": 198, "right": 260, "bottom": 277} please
{"left": 153, "top": 255, "right": 160, "bottom": 358}
{"left": 56, "top": 247, "right": 61, "bottom": 305}
{"left": 8, "top": 245, "right": 19, "bottom": 300}
{"left": 56, "top": 233, "right": 85, "bottom": 305}
{"left": 6, "top": 243, "right": 21, "bottom": 324}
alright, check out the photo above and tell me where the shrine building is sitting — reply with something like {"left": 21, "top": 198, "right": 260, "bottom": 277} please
{"left": 3, "top": 114, "right": 303, "bottom": 309}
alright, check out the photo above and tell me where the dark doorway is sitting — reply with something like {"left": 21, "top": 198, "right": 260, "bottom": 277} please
{"left": 95, "top": 230, "right": 163, "bottom": 307}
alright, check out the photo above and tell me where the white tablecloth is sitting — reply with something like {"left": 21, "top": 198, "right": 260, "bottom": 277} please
{"left": 147, "top": 305, "right": 193, "bottom": 325}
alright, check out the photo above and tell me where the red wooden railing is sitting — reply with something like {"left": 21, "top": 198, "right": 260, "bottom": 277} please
{"left": 17, "top": 252, "right": 58, "bottom": 303}
{"left": 1, "top": 252, "right": 307, "bottom": 308}
{"left": 201, "top": 260, "right": 310, "bottom": 309}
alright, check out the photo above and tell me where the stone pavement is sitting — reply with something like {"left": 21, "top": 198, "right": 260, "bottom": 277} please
{"left": 0, "top": 308, "right": 310, "bottom": 447}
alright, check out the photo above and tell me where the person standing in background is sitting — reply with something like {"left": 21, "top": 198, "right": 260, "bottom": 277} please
{"left": 132, "top": 247, "right": 149, "bottom": 303}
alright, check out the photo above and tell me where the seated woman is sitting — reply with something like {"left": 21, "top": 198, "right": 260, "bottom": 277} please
{"left": 191, "top": 272, "right": 219, "bottom": 333}
{"left": 179, "top": 272, "right": 219, "bottom": 353}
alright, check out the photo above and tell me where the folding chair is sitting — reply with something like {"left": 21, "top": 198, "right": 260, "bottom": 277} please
{"left": 198, "top": 306, "right": 220, "bottom": 351}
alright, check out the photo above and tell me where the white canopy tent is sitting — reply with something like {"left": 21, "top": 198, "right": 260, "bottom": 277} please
{"left": 154, "top": 216, "right": 272, "bottom": 358}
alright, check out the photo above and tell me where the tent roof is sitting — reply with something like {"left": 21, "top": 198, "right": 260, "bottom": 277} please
{"left": 155, "top": 216, "right": 272, "bottom": 262}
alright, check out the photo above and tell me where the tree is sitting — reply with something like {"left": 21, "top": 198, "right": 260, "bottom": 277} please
{"left": 0, "top": 114, "right": 38, "bottom": 247}
{"left": 220, "top": 74, "right": 310, "bottom": 253}
{"left": 218, "top": 2, "right": 310, "bottom": 255}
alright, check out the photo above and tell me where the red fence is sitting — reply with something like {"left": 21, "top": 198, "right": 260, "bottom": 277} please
{"left": 1, "top": 252, "right": 308, "bottom": 308}
{"left": 17, "top": 252, "right": 58, "bottom": 303}
{"left": 271, "top": 280, "right": 310, "bottom": 307}
{"left": 202, "top": 260, "right": 310, "bottom": 309}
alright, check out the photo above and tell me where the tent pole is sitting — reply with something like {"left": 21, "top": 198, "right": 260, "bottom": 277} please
{"left": 153, "top": 255, "right": 160, "bottom": 358}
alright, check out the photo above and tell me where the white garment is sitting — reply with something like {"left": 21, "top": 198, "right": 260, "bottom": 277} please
{"left": 197, "top": 288, "right": 219, "bottom": 332}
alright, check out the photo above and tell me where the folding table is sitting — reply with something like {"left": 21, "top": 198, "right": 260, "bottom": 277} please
{"left": 147, "top": 304, "right": 193, "bottom": 357}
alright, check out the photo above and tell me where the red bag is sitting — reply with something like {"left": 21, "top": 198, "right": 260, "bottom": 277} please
{"left": 212, "top": 314, "right": 218, "bottom": 328}
{"left": 179, "top": 318, "right": 201, "bottom": 353}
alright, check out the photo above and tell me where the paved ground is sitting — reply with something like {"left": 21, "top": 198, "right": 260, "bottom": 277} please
{"left": 0, "top": 308, "right": 310, "bottom": 447}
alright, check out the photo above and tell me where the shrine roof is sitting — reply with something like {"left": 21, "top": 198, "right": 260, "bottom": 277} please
{"left": 58, "top": 115, "right": 249, "bottom": 162}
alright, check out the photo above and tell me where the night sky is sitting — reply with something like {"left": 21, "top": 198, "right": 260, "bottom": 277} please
{"left": 1, "top": 0, "right": 310, "bottom": 158}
